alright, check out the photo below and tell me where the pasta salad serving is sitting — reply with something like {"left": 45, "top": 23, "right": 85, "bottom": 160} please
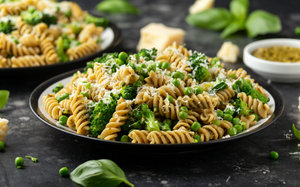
{"left": 0, "top": 0, "right": 109, "bottom": 68}
{"left": 42, "top": 42, "right": 273, "bottom": 144}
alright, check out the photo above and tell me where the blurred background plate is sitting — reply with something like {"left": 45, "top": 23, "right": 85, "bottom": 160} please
{"left": 0, "top": 22, "right": 121, "bottom": 78}
{"left": 29, "top": 69, "right": 284, "bottom": 154}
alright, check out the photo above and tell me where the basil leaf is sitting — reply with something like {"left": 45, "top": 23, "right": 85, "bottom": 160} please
{"left": 212, "top": 82, "right": 228, "bottom": 92}
{"left": 292, "top": 124, "right": 300, "bottom": 140}
{"left": 70, "top": 159, "right": 134, "bottom": 187}
{"left": 186, "top": 8, "right": 232, "bottom": 31}
{"left": 246, "top": 10, "right": 281, "bottom": 38}
{"left": 230, "top": 0, "right": 249, "bottom": 21}
{"left": 221, "top": 20, "right": 245, "bottom": 38}
{"left": 0, "top": 90, "right": 9, "bottom": 110}
{"left": 97, "top": 0, "right": 140, "bottom": 14}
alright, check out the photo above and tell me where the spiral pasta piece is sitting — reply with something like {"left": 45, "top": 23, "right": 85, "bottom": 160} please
{"left": 128, "top": 130, "right": 149, "bottom": 144}
{"left": 19, "top": 34, "right": 40, "bottom": 47}
{"left": 237, "top": 92, "right": 270, "bottom": 118}
{"left": 216, "top": 87, "right": 235, "bottom": 104}
{"left": 66, "top": 115, "right": 76, "bottom": 130}
{"left": 11, "top": 55, "right": 46, "bottom": 67}
{"left": 152, "top": 95, "right": 180, "bottom": 120}
{"left": 0, "top": 56, "right": 10, "bottom": 68}
{"left": 147, "top": 130, "right": 195, "bottom": 144}
{"left": 40, "top": 38, "right": 59, "bottom": 64}
{"left": 158, "top": 85, "right": 185, "bottom": 99}
{"left": 199, "top": 109, "right": 216, "bottom": 124}
{"left": 173, "top": 111, "right": 200, "bottom": 130}
{"left": 59, "top": 99, "right": 72, "bottom": 114}
{"left": 67, "top": 39, "right": 101, "bottom": 61}
{"left": 42, "top": 94, "right": 62, "bottom": 120}
{"left": 177, "top": 92, "right": 219, "bottom": 110}
{"left": 0, "top": 0, "right": 31, "bottom": 16}
{"left": 240, "top": 114, "right": 257, "bottom": 129}
{"left": 70, "top": 94, "right": 90, "bottom": 135}
{"left": 145, "top": 71, "right": 168, "bottom": 88}
{"left": 197, "top": 124, "right": 225, "bottom": 142}
{"left": 98, "top": 98, "right": 131, "bottom": 140}
{"left": 113, "top": 66, "right": 139, "bottom": 88}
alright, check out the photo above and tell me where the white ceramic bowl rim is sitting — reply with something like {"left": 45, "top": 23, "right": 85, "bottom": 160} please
{"left": 244, "top": 38, "right": 300, "bottom": 66}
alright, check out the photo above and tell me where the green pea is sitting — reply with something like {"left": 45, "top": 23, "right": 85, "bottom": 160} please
{"left": 121, "top": 135, "right": 129, "bottom": 142}
{"left": 134, "top": 54, "right": 140, "bottom": 60}
{"left": 216, "top": 110, "right": 223, "bottom": 117}
{"left": 162, "top": 62, "right": 171, "bottom": 70}
{"left": 191, "top": 122, "right": 201, "bottom": 131}
{"left": 157, "top": 62, "right": 163, "bottom": 69}
{"left": 194, "top": 134, "right": 200, "bottom": 143}
{"left": 172, "top": 79, "right": 180, "bottom": 87}
{"left": 179, "top": 111, "right": 188, "bottom": 119}
{"left": 188, "top": 74, "right": 192, "bottom": 78}
{"left": 225, "top": 108, "right": 234, "bottom": 115}
{"left": 232, "top": 117, "right": 240, "bottom": 125}
{"left": 15, "top": 157, "right": 24, "bottom": 169}
{"left": 147, "top": 64, "right": 156, "bottom": 72}
{"left": 59, "top": 115, "right": 68, "bottom": 125}
{"left": 241, "top": 122, "right": 247, "bottom": 130}
{"left": 184, "top": 87, "right": 193, "bottom": 95}
{"left": 270, "top": 151, "right": 279, "bottom": 160}
{"left": 0, "top": 141, "right": 4, "bottom": 151}
{"left": 213, "top": 120, "right": 221, "bottom": 126}
{"left": 141, "top": 63, "right": 147, "bottom": 68}
{"left": 118, "top": 52, "right": 128, "bottom": 62}
{"left": 167, "top": 95, "right": 173, "bottom": 103}
{"left": 228, "top": 127, "right": 237, "bottom": 136}
{"left": 65, "top": 10, "right": 72, "bottom": 18}
{"left": 232, "top": 84, "right": 237, "bottom": 90}
{"left": 59, "top": 167, "right": 70, "bottom": 177}
{"left": 115, "top": 58, "right": 124, "bottom": 66}
{"left": 180, "top": 106, "right": 188, "bottom": 113}
{"left": 195, "top": 87, "right": 203, "bottom": 95}
{"left": 224, "top": 114, "right": 233, "bottom": 122}
{"left": 235, "top": 125, "right": 243, "bottom": 133}
{"left": 172, "top": 71, "right": 185, "bottom": 80}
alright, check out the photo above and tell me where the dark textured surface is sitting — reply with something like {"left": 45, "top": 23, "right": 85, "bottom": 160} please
{"left": 1, "top": 0, "right": 300, "bottom": 186}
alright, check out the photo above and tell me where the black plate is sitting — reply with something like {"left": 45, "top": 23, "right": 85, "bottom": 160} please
{"left": 29, "top": 69, "right": 284, "bottom": 153}
{"left": 0, "top": 22, "right": 121, "bottom": 78}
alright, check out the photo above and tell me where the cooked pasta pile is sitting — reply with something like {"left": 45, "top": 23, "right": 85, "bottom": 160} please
{"left": 0, "top": 0, "right": 108, "bottom": 68}
{"left": 43, "top": 42, "right": 273, "bottom": 144}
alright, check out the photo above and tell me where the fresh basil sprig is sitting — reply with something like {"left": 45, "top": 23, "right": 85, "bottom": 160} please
{"left": 70, "top": 159, "right": 134, "bottom": 187}
{"left": 292, "top": 124, "right": 300, "bottom": 140}
{"left": 0, "top": 90, "right": 9, "bottom": 110}
{"left": 97, "top": 0, "right": 140, "bottom": 14}
{"left": 186, "top": 8, "right": 232, "bottom": 31}
{"left": 245, "top": 10, "right": 281, "bottom": 38}
{"left": 186, "top": 0, "right": 281, "bottom": 38}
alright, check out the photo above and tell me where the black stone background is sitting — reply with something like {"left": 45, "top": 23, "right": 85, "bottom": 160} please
{"left": 1, "top": 0, "right": 300, "bottom": 186}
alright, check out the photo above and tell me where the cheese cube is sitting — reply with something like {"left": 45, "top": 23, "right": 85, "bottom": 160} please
{"left": 137, "top": 23, "right": 185, "bottom": 52}
{"left": 217, "top": 42, "right": 240, "bottom": 63}
{"left": 189, "top": 0, "right": 214, "bottom": 14}
{"left": 0, "top": 118, "right": 8, "bottom": 142}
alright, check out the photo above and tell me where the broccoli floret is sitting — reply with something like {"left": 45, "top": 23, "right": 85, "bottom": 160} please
{"left": 138, "top": 48, "right": 157, "bottom": 61}
{"left": 83, "top": 53, "right": 120, "bottom": 73}
{"left": 122, "top": 103, "right": 160, "bottom": 132}
{"left": 84, "top": 14, "right": 109, "bottom": 27}
{"left": 21, "top": 8, "right": 57, "bottom": 26}
{"left": 52, "top": 83, "right": 64, "bottom": 94}
{"left": 89, "top": 94, "right": 119, "bottom": 137}
{"left": 189, "top": 51, "right": 212, "bottom": 83}
{"left": 234, "top": 98, "right": 251, "bottom": 116}
{"left": 0, "top": 20, "right": 15, "bottom": 34}
{"left": 120, "top": 77, "right": 143, "bottom": 100}
{"left": 232, "top": 78, "right": 269, "bottom": 104}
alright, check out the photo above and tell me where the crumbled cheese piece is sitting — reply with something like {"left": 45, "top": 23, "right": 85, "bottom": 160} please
{"left": 137, "top": 23, "right": 185, "bottom": 52}
{"left": 189, "top": 0, "right": 215, "bottom": 14}
{"left": 217, "top": 42, "right": 240, "bottom": 63}
{"left": 0, "top": 118, "right": 9, "bottom": 142}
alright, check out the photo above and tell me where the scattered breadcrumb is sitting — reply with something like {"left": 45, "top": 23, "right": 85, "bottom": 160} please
{"left": 217, "top": 42, "right": 240, "bottom": 63}
{"left": 189, "top": 0, "right": 215, "bottom": 14}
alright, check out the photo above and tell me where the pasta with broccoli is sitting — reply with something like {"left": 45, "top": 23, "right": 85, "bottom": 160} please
{"left": 0, "top": 0, "right": 109, "bottom": 68}
{"left": 42, "top": 43, "right": 273, "bottom": 144}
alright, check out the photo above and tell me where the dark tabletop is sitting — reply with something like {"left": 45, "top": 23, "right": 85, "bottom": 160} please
{"left": 1, "top": 0, "right": 300, "bottom": 186}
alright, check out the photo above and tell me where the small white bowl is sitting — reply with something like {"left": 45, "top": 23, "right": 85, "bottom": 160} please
{"left": 243, "top": 38, "right": 300, "bottom": 83}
